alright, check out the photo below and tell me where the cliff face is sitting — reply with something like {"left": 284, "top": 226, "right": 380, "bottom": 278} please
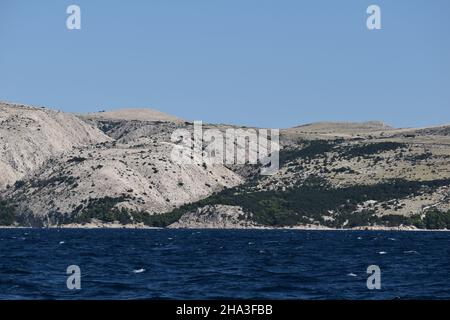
{"left": 8, "top": 141, "right": 243, "bottom": 222}
{"left": 0, "top": 103, "right": 243, "bottom": 226}
{"left": 0, "top": 102, "right": 111, "bottom": 190}
{"left": 168, "top": 205, "right": 259, "bottom": 229}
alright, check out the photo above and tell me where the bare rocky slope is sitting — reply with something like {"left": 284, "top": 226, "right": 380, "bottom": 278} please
{"left": 1, "top": 101, "right": 450, "bottom": 229}
{"left": 0, "top": 103, "right": 243, "bottom": 226}
{"left": 0, "top": 102, "right": 110, "bottom": 190}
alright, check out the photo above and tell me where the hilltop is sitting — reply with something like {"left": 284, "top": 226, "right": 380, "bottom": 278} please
{"left": 0, "top": 102, "right": 110, "bottom": 190}
{"left": 80, "top": 108, "right": 184, "bottom": 123}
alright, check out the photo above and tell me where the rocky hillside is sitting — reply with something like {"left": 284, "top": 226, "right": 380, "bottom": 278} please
{"left": 1, "top": 101, "right": 450, "bottom": 229}
{"left": 167, "top": 123, "right": 450, "bottom": 230}
{"left": 0, "top": 102, "right": 110, "bottom": 190}
{"left": 0, "top": 104, "right": 243, "bottom": 226}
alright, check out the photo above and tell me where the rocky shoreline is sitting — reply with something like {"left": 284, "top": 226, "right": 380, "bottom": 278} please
{"left": 1, "top": 223, "right": 448, "bottom": 231}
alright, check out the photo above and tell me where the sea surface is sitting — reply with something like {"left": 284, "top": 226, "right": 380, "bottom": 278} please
{"left": 0, "top": 229, "right": 450, "bottom": 300}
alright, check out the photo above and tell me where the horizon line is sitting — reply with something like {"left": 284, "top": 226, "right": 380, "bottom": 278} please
{"left": 1, "top": 99, "right": 449, "bottom": 131}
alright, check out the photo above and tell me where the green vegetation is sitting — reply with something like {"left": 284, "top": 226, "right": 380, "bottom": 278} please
{"left": 381, "top": 210, "right": 450, "bottom": 230}
{"left": 71, "top": 196, "right": 132, "bottom": 224}
{"left": 279, "top": 140, "right": 337, "bottom": 166}
{"left": 14, "top": 180, "right": 26, "bottom": 189}
{"left": 48, "top": 196, "right": 183, "bottom": 227}
{"left": 422, "top": 209, "right": 450, "bottom": 229}
{"left": 97, "top": 120, "right": 122, "bottom": 134}
{"left": 0, "top": 198, "right": 16, "bottom": 226}
{"left": 46, "top": 195, "right": 450, "bottom": 230}
{"left": 332, "top": 167, "right": 357, "bottom": 174}
{"left": 67, "top": 156, "right": 87, "bottom": 163}
{"left": 30, "top": 175, "right": 77, "bottom": 188}
{"left": 7, "top": 184, "right": 450, "bottom": 229}
{"left": 340, "top": 142, "right": 407, "bottom": 159}
{"left": 47, "top": 196, "right": 132, "bottom": 225}
{"left": 130, "top": 209, "right": 185, "bottom": 227}
{"left": 165, "top": 178, "right": 450, "bottom": 228}
{"left": 407, "top": 152, "right": 433, "bottom": 162}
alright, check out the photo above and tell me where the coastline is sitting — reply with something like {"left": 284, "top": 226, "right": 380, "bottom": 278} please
{"left": 0, "top": 224, "right": 448, "bottom": 231}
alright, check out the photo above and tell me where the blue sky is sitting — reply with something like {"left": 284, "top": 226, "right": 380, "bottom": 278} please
{"left": 0, "top": 0, "right": 449, "bottom": 128}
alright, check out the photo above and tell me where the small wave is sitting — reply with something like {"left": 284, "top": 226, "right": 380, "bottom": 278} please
{"left": 379, "top": 251, "right": 387, "bottom": 255}
{"left": 347, "top": 273, "right": 357, "bottom": 277}
{"left": 403, "top": 250, "right": 419, "bottom": 255}
{"left": 59, "top": 241, "right": 65, "bottom": 245}
{"left": 357, "top": 237, "right": 362, "bottom": 240}
{"left": 388, "top": 238, "right": 396, "bottom": 241}
{"left": 133, "top": 268, "right": 146, "bottom": 274}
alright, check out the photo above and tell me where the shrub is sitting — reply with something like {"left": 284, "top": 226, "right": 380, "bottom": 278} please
{"left": 67, "top": 157, "right": 87, "bottom": 163}
{"left": 0, "top": 199, "right": 16, "bottom": 225}
{"left": 340, "top": 142, "right": 407, "bottom": 159}
{"left": 14, "top": 180, "right": 26, "bottom": 189}
{"left": 423, "top": 209, "right": 450, "bottom": 229}
{"left": 164, "top": 178, "right": 450, "bottom": 228}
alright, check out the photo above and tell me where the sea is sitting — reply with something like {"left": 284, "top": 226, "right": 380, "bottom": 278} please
{"left": 0, "top": 229, "right": 449, "bottom": 300}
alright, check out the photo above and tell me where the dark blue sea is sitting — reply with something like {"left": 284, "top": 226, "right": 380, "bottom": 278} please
{"left": 1, "top": 229, "right": 450, "bottom": 300}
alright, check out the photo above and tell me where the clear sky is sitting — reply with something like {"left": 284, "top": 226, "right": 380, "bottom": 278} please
{"left": 0, "top": 0, "right": 449, "bottom": 128}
